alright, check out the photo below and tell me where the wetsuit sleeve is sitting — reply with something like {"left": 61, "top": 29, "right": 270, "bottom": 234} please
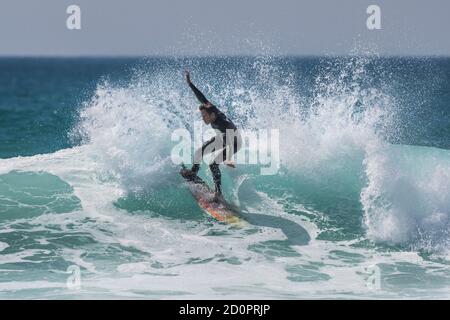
{"left": 188, "top": 81, "right": 209, "bottom": 104}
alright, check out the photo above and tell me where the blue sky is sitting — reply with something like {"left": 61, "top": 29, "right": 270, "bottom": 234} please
{"left": 0, "top": 0, "right": 449, "bottom": 56}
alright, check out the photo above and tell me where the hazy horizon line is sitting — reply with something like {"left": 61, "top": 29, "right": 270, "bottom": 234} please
{"left": 1, "top": 53, "right": 449, "bottom": 59}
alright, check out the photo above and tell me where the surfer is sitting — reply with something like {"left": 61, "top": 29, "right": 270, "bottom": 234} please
{"left": 182, "top": 70, "right": 242, "bottom": 202}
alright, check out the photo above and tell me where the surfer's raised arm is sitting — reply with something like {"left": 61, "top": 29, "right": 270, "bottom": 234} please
{"left": 185, "top": 70, "right": 209, "bottom": 105}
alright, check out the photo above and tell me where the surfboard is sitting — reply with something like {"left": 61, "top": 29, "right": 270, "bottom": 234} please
{"left": 180, "top": 165, "right": 246, "bottom": 227}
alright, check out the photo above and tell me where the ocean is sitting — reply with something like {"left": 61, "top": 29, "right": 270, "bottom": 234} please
{"left": 0, "top": 56, "right": 449, "bottom": 299}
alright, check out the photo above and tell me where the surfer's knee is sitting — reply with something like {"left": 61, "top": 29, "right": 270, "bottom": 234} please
{"left": 209, "top": 163, "right": 222, "bottom": 193}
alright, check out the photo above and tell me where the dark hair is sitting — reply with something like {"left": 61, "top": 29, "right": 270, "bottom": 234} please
{"left": 199, "top": 104, "right": 216, "bottom": 115}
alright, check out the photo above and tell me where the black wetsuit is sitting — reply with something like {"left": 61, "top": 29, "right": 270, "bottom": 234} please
{"left": 188, "top": 81, "right": 241, "bottom": 194}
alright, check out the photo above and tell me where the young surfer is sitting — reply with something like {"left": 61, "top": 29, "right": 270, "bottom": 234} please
{"left": 181, "top": 70, "right": 242, "bottom": 202}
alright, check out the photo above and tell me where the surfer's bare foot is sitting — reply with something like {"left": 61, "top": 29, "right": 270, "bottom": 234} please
{"left": 224, "top": 160, "right": 236, "bottom": 168}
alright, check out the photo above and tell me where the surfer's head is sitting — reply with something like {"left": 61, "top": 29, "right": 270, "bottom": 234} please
{"left": 199, "top": 103, "right": 216, "bottom": 124}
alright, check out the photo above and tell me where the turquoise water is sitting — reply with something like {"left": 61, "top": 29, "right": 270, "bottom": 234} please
{"left": 0, "top": 57, "right": 450, "bottom": 299}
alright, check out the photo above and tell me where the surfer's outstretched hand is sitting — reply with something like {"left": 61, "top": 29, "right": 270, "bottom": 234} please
{"left": 224, "top": 160, "right": 236, "bottom": 168}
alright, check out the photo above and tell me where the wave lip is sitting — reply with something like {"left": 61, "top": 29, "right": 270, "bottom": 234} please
{"left": 362, "top": 144, "right": 450, "bottom": 249}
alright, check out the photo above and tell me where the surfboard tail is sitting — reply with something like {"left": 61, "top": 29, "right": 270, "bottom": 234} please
{"left": 179, "top": 165, "right": 246, "bottom": 227}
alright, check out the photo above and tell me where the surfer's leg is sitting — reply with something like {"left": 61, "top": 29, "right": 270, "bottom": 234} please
{"left": 209, "top": 163, "right": 222, "bottom": 195}
{"left": 213, "top": 132, "right": 241, "bottom": 165}
{"left": 210, "top": 132, "right": 241, "bottom": 201}
{"left": 191, "top": 137, "right": 216, "bottom": 174}
{"left": 207, "top": 136, "right": 228, "bottom": 198}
